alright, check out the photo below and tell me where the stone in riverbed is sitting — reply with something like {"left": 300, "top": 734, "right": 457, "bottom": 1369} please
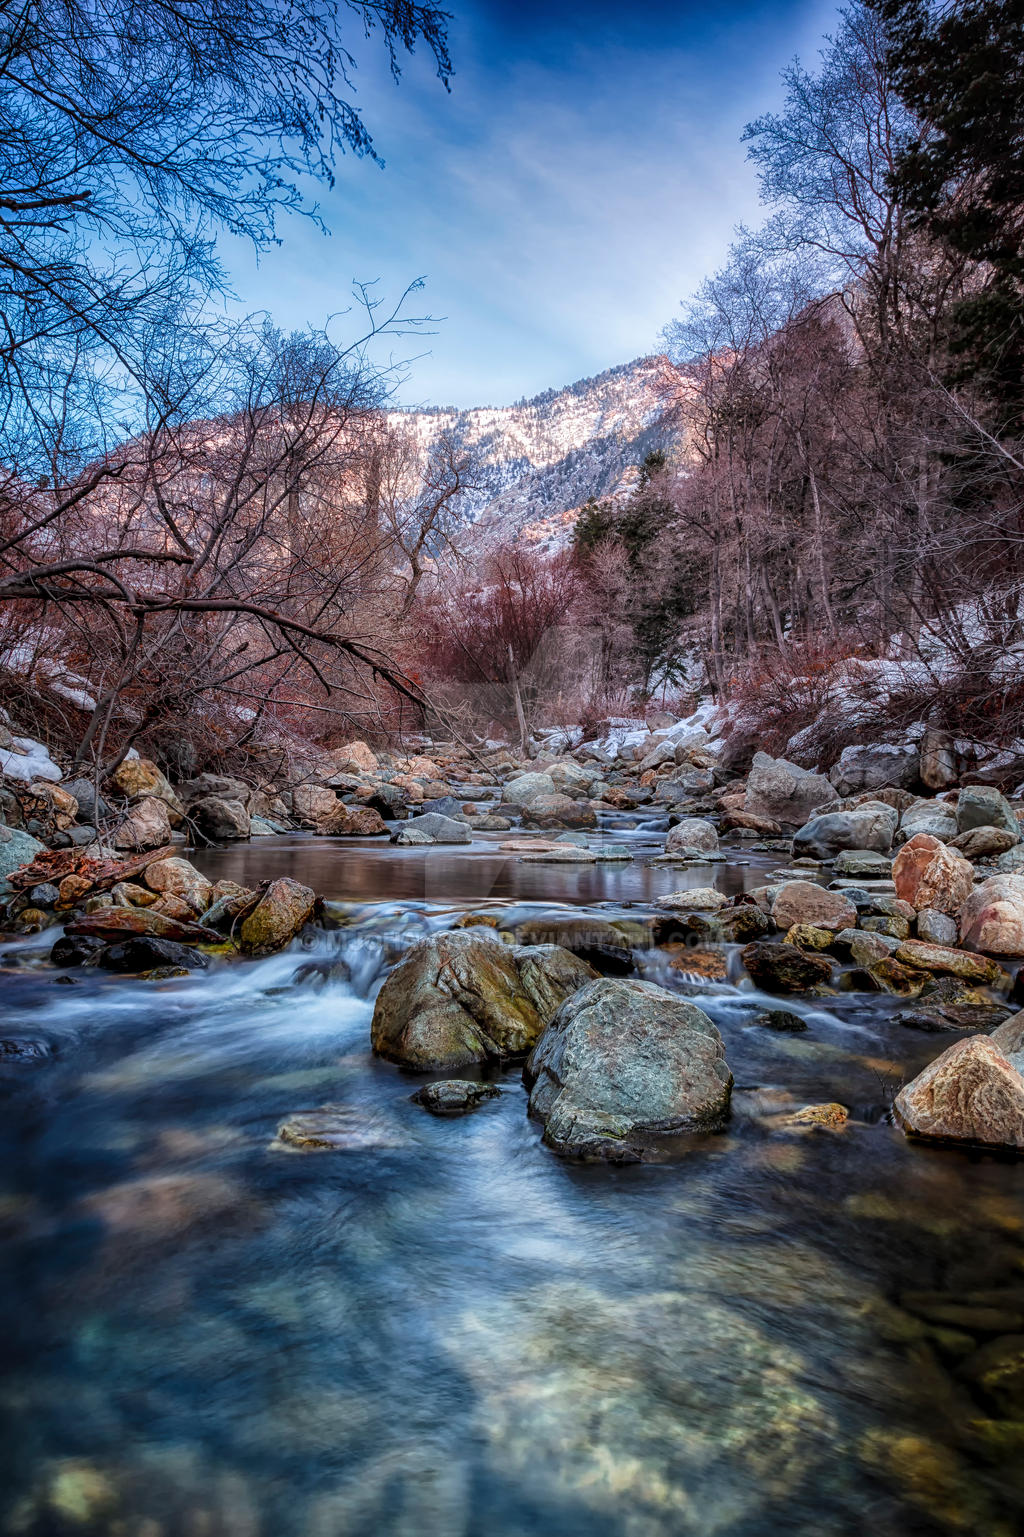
{"left": 917, "top": 909, "right": 959, "bottom": 947}
{"left": 371, "top": 930, "right": 597, "bottom": 1071}
{"left": 50, "top": 933, "right": 106, "bottom": 967}
{"left": 832, "top": 849, "right": 894, "bottom": 878}
{"left": 523, "top": 977, "right": 732, "bottom": 1160}
{"left": 237, "top": 877, "right": 315, "bottom": 956}
{"left": 892, "top": 833, "right": 974, "bottom": 915}
{"left": 956, "top": 785, "right": 1020, "bottom": 836}
{"left": 752, "top": 1009, "right": 807, "bottom": 1032}
{"left": 991, "top": 1010, "right": 1024, "bottom": 1056}
{"left": 111, "top": 795, "right": 173, "bottom": 852}
{"left": 65, "top": 907, "right": 219, "bottom": 944}
{"left": 502, "top": 772, "right": 556, "bottom": 806}
{"left": 96, "top": 936, "right": 207, "bottom": 973}
{"left": 793, "top": 805, "right": 898, "bottom": 861}
{"left": 664, "top": 817, "right": 719, "bottom": 855}
{"left": 893, "top": 1035, "right": 1024, "bottom": 1150}
{"left": 894, "top": 938, "right": 1001, "bottom": 985}
{"left": 950, "top": 825, "right": 1020, "bottom": 860}
{"left": 190, "top": 794, "right": 251, "bottom": 841}
{"left": 655, "top": 888, "right": 727, "bottom": 912}
{"left": 740, "top": 942, "right": 834, "bottom": 993}
{"left": 958, "top": 1336, "right": 1024, "bottom": 1418}
{"left": 410, "top": 1080, "right": 501, "bottom": 1115}
{"left": 771, "top": 880, "right": 856, "bottom": 933}
{"left": 143, "top": 856, "right": 212, "bottom": 912}
{"left": 828, "top": 744, "right": 919, "bottom": 797}
{"left": 521, "top": 794, "right": 597, "bottom": 830}
{"left": 392, "top": 812, "right": 470, "bottom": 845}
{"left": 861, "top": 914, "right": 910, "bottom": 940}
{"left": 959, "top": 874, "right": 1024, "bottom": 956}
{"left": 783, "top": 924, "right": 834, "bottom": 951}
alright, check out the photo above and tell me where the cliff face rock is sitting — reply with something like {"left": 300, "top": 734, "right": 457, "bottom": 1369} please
{"left": 392, "top": 355, "right": 687, "bottom": 553}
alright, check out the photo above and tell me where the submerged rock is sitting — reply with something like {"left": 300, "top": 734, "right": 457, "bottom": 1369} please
{"left": 751, "top": 1009, "right": 808, "bottom": 1032}
{"left": 371, "top": 930, "right": 596, "bottom": 1071}
{"left": 523, "top": 978, "right": 732, "bottom": 1160}
{"left": 893, "top": 1035, "right": 1024, "bottom": 1150}
{"left": 410, "top": 1080, "right": 502, "bottom": 1115}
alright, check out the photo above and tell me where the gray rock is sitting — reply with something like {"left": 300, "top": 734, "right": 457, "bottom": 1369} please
{"left": 410, "top": 1080, "right": 501, "bottom": 1115}
{"left": 60, "top": 778, "right": 111, "bottom": 823}
{"left": 917, "top": 909, "right": 959, "bottom": 946}
{"left": 998, "top": 844, "right": 1024, "bottom": 873}
{"left": 794, "top": 803, "right": 898, "bottom": 860}
{"left": 957, "top": 785, "right": 1020, "bottom": 836}
{"left": 523, "top": 978, "right": 732, "bottom": 1160}
{"left": 190, "top": 795, "right": 251, "bottom": 841}
{"left": 919, "top": 727, "right": 959, "bottom": 792}
{"left": 420, "top": 796, "right": 470, "bottom": 820}
{"left": 743, "top": 752, "right": 834, "bottom": 828}
{"left": 828, "top": 743, "right": 919, "bottom": 797}
{"left": 665, "top": 817, "right": 719, "bottom": 856}
{"left": 832, "top": 848, "right": 894, "bottom": 877}
{"left": 0, "top": 825, "right": 46, "bottom": 882}
{"left": 502, "top": 772, "right": 556, "bottom": 807}
{"left": 900, "top": 798, "right": 959, "bottom": 842}
{"left": 177, "top": 773, "right": 249, "bottom": 807}
{"left": 392, "top": 812, "right": 471, "bottom": 845}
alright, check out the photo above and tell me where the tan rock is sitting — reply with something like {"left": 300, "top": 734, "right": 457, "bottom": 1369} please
{"left": 894, "top": 938, "right": 1000, "bottom": 985}
{"left": 20, "top": 779, "right": 79, "bottom": 831}
{"left": 325, "top": 740, "right": 380, "bottom": 776}
{"left": 238, "top": 877, "right": 316, "bottom": 956}
{"left": 892, "top": 833, "right": 974, "bottom": 915}
{"left": 108, "top": 757, "right": 184, "bottom": 825}
{"left": 771, "top": 880, "right": 856, "bottom": 933}
{"left": 893, "top": 1036, "right": 1024, "bottom": 1149}
{"left": 783, "top": 1102, "right": 848, "bottom": 1129}
{"left": 58, "top": 872, "right": 93, "bottom": 907}
{"left": 784, "top": 923, "right": 835, "bottom": 950}
{"left": 959, "top": 874, "right": 1024, "bottom": 956}
{"left": 112, "top": 795, "right": 173, "bottom": 852}
{"left": 144, "top": 856, "right": 212, "bottom": 912}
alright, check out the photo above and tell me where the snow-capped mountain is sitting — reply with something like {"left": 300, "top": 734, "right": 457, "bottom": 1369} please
{"left": 391, "top": 354, "right": 688, "bottom": 552}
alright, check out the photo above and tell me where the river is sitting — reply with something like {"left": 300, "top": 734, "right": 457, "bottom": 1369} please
{"left": 1, "top": 828, "right": 1022, "bottom": 1535}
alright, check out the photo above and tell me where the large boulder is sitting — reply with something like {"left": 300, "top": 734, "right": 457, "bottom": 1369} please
{"left": 522, "top": 794, "right": 597, "bottom": 830}
{"left": 771, "top": 881, "right": 856, "bottom": 933}
{"left": 546, "top": 759, "right": 596, "bottom": 797}
{"left": 108, "top": 757, "right": 184, "bottom": 825}
{"left": 292, "top": 783, "right": 347, "bottom": 832}
{"left": 502, "top": 772, "right": 556, "bottom": 807}
{"left": 949, "top": 825, "right": 1020, "bottom": 860}
{"left": 893, "top": 1036, "right": 1024, "bottom": 1150}
{"left": 237, "top": 877, "right": 316, "bottom": 956}
{"left": 792, "top": 802, "right": 898, "bottom": 860}
{"left": 111, "top": 795, "right": 173, "bottom": 852}
{"left": 956, "top": 785, "right": 1020, "bottom": 836}
{"left": 323, "top": 740, "right": 380, "bottom": 777}
{"left": 523, "top": 977, "right": 732, "bottom": 1160}
{"left": 892, "top": 833, "right": 974, "bottom": 915}
{"left": 189, "top": 795, "right": 251, "bottom": 841}
{"left": 828, "top": 743, "right": 919, "bottom": 797}
{"left": 743, "top": 752, "right": 833, "bottom": 828}
{"left": 664, "top": 817, "right": 719, "bottom": 856}
{"left": 959, "top": 874, "right": 1024, "bottom": 956}
{"left": 371, "top": 930, "right": 596, "bottom": 1071}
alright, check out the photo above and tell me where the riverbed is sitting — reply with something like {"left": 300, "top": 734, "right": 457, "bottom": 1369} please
{"left": 1, "top": 831, "right": 1022, "bottom": 1535}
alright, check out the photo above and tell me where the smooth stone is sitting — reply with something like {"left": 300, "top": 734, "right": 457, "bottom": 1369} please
{"left": 410, "top": 1081, "right": 502, "bottom": 1115}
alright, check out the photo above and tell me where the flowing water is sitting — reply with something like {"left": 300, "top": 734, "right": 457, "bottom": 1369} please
{"left": 1, "top": 829, "right": 1023, "bottom": 1536}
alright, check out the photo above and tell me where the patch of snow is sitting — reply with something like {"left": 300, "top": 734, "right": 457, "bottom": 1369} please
{"left": 1, "top": 735, "right": 61, "bottom": 783}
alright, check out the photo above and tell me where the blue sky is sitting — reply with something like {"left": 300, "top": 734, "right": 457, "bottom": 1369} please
{"left": 221, "top": 0, "right": 837, "bottom": 408}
